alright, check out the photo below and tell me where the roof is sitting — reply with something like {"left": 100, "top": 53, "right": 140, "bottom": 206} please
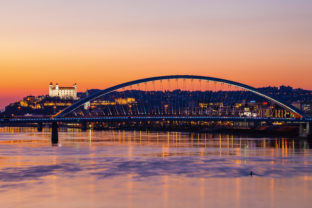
{"left": 52, "top": 87, "right": 75, "bottom": 90}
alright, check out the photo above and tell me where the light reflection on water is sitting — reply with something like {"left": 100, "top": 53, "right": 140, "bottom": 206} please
{"left": 0, "top": 127, "right": 312, "bottom": 208}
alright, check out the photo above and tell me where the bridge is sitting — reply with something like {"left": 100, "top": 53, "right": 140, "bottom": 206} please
{"left": 1, "top": 75, "right": 311, "bottom": 142}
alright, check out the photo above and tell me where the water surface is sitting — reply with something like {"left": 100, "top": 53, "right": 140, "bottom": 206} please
{"left": 0, "top": 127, "right": 312, "bottom": 208}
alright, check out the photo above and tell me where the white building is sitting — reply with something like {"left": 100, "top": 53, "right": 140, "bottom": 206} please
{"left": 49, "top": 82, "right": 78, "bottom": 100}
{"left": 84, "top": 90, "right": 90, "bottom": 110}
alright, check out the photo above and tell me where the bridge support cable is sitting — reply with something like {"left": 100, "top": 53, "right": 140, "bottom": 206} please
{"left": 102, "top": 104, "right": 108, "bottom": 116}
{"left": 175, "top": 79, "right": 179, "bottom": 115}
{"left": 128, "top": 85, "right": 134, "bottom": 115}
{"left": 122, "top": 105, "right": 127, "bottom": 116}
{"left": 142, "top": 85, "right": 148, "bottom": 115}
{"left": 143, "top": 83, "right": 148, "bottom": 115}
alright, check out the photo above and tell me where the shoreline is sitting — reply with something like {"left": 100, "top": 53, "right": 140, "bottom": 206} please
{"left": 0, "top": 123, "right": 307, "bottom": 139}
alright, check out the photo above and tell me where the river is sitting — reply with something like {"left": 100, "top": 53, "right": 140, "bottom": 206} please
{"left": 0, "top": 127, "right": 312, "bottom": 208}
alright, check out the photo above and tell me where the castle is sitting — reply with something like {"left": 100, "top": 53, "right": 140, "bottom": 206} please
{"left": 49, "top": 82, "right": 78, "bottom": 100}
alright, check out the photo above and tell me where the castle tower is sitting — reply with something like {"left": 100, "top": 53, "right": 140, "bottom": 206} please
{"left": 49, "top": 82, "right": 53, "bottom": 97}
{"left": 73, "top": 83, "right": 77, "bottom": 99}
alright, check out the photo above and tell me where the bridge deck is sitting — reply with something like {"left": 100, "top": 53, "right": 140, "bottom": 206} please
{"left": 1, "top": 116, "right": 311, "bottom": 124}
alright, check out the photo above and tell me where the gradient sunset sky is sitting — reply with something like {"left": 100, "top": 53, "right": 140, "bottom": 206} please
{"left": 0, "top": 0, "right": 311, "bottom": 109}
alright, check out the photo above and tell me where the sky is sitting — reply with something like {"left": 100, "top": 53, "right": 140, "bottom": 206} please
{"left": 0, "top": 0, "right": 312, "bottom": 110}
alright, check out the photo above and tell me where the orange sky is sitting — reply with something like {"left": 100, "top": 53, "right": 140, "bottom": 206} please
{"left": 0, "top": 0, "right": 311, "bottom": 109}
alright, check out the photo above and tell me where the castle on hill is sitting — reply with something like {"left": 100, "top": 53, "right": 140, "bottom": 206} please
{"left": 49, "top": 82, "right": 78, "bottom": 100}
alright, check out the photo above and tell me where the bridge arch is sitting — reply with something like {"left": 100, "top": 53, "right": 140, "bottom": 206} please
{"left": 55, "top": 75, "right": 304, "bottom": 118}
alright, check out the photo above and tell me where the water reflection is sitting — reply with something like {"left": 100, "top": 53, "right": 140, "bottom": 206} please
{"left": 0, "top": 127, "right": 312, "bottom": 207}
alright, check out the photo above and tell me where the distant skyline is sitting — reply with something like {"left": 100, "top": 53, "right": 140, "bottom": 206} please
{"left": 1, "top": 0, "right": 312, "bottom": 109}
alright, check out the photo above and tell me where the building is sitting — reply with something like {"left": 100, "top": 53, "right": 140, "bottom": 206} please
{"left": 49, "top": 82, "right": 78, "bottom": 100}
{"left": 84, "top": 90, "right": 91, "bottom": 110}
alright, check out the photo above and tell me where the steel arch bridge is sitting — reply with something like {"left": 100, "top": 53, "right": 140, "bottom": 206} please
{"left": 55, "top": 75, "right": 305, "bottom": 119}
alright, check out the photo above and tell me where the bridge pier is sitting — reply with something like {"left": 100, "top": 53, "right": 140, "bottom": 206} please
{"left": 51, "top": 122, "right": 58, "bottom": 144}
{"left": 253, "top": 121, "right": 263, "bottom": 128}
{"left": 234, "top": 121, "right": 250, "bottom": 128}
{"left": 81, "top": 122, "right": 88, "bottom": 131}
{"left": 299, "top": 122, "right": 310, "bottom": 137}
{"left": 37, "top": 123, "right": 43, "bottom": 132}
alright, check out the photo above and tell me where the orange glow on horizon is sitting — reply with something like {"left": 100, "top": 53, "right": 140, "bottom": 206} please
{"left": 1, "top": 1, "right": 312, "bottom": 109}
